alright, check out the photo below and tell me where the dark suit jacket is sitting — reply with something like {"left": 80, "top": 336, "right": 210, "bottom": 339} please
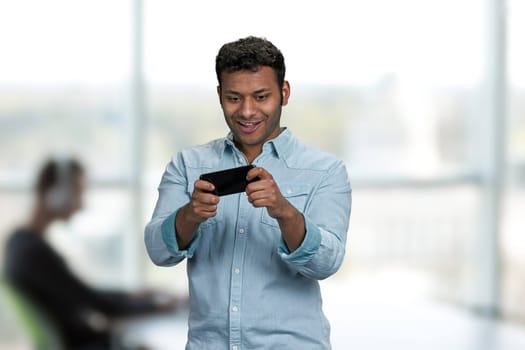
{"left": 3, "top": 228, "right": 159, "bottom": 350}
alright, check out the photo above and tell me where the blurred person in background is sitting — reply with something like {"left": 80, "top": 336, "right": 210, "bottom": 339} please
{"left": 3, "top": 157, "right": 182, "bottom": 350}
{"left": 145, "top": 36, "right": 352, "bottom": 349}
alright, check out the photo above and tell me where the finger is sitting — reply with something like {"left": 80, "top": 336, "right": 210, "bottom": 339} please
{"left": 197, "top": 207, "right": 217, "bottom": 217}
{"left": 246, "top": 178, "right": 278, "bottom": 196}
{"left": 194, "top": 209, "right": 216, "bottom": 220}
{"left": 190, "top": 200, "right": 217, "bottom": 218}
{"left": 193, "top": 192, "right": 220, "bottom": 206}
{"left": 247, "top": 193, "right": 270, "bottom": 207}
{"left": 247, "top": 166, "right": 272, "bottom": 181}
{"left": 247, "top": 187, "right": 278, "bottom": 202}
{"left": 194, "top": 179, "right": 215, "bottom": 193}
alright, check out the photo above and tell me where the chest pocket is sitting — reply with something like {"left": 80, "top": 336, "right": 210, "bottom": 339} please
{"left": 261, "top": 184, "right": 311, "bottom": 228}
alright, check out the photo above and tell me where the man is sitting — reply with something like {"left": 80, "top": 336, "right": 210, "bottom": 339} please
{"left": 145, "top": 36, "right": 352, "bottom": 349}
{"left": 4, "top": 158, "right": 179, "bottom": 350}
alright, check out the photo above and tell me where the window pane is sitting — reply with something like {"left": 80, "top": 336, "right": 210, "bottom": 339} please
{"left": 143, "top": 0, "right": 486, "bottom": 305}
{"left": 0, "top": 0, "right": 132, "bottom": 182}
{"left": 502, "top": 0, "right": 525, "bottom": 321}
{"left": 0, "top": 0, "right": 135, "bottom": 288}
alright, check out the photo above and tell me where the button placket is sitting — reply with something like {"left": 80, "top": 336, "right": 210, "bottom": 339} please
{"left": 229, "top": 192, "right": 250, "bottom": 348}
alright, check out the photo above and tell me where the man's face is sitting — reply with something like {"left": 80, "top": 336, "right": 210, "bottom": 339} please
{"left": 218, "top": 66, "right": 290, "bottom": 159}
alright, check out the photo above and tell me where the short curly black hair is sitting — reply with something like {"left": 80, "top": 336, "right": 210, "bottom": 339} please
{"left": 215, "top": 36, "right": 286, "bottom": 90}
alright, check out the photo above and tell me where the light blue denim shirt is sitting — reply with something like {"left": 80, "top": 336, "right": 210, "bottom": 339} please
{"left": 145, "top": 128, "right": 352, "bottom": 350}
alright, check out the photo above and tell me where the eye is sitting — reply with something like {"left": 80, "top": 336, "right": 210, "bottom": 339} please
{"left": 255, "top": 94, "right": 269, "bottom": 102}
{"left": 226, "top": 95, "right": 240, "bottom": 103}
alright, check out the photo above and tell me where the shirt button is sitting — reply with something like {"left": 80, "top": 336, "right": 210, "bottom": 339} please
{"left": 239, "top": 228, "right": 245, "bottom": 234}
{"left": 234, "top": 268, "right": 240, "bottom": 274}
{"left": 232, "top": 346, "right": 238, "bottom": 350}
{"left": 287, "top": 189, "right": 292, "bottom": 194}
{"left": 232, "top": 306, "right": 238, "bottom": 312}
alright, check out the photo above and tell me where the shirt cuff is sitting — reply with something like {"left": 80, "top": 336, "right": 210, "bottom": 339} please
{"left": 278, "top": 215, "right": 321, "bottom": 264}
{"left": 161, "top": 210, "right": 200, "bottom": 258}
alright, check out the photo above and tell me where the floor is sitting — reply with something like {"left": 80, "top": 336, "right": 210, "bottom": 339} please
{"left": 3, "top": 273, "right": 525, "bottom": 350}
{"left": 118, "top": 278, "right": 525, "bottom": 350}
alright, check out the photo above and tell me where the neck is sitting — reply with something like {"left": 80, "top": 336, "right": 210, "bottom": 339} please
{"left": 238, "top": 145, "right": 262, "bottom": 164}
{"left": 234, "top": 127, "right": 284, "bottom": 163}
{"left": 26, "top": 203, "right": 55, "bottom": 234}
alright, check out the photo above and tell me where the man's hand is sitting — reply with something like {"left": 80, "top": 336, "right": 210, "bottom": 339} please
{"left": 185, "top": 180, "right": 220, "bottom": 223}
{"left": 245, "top": 167, "right": 291, "bottom": 219}
{"left": 175, "top": 180, "right": 219, "bottom": 249}
{"left": 246, "top": 167, "right": 306, "bottom": 252}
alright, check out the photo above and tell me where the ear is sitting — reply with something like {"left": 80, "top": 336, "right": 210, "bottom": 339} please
{"left": 281, "top": 80, "right": 290, "bottom": 106}
{"left": 217, "top": 85, "right": 223, "bottom": 105}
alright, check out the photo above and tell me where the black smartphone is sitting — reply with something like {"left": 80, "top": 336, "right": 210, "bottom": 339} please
{"left": 199, "top": 165, "right": 259, "bottom": 196}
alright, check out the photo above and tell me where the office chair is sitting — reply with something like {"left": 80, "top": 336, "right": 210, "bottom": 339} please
{"left": 0, "top": 278, "right": 64, "bottom": 350}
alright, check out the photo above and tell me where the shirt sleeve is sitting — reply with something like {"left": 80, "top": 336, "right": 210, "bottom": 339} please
{"left": 278, "top": 160, "right": 352, "bottom": 280}
{"left": 160, "top": 210, "right": 201, "bottom": 259}
{"left": 144, "top": 153, "right": 199, "bottom": 266}
{"left": 277, "top": 216, "right": 322, "bottom": 264}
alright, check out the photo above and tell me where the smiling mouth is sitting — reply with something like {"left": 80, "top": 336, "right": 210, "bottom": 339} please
{"left": 238, "top": 120, "right": 261, "bottom": 133}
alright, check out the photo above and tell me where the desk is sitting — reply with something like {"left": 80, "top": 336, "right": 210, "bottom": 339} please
{"left": 116, "top": 311, "right": 188, "bottom": 350}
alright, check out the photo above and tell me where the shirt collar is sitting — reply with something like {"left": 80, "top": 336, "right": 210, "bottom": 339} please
{"left": 266, "top": 127, "right": 292, "bottom": 160}
{"left": 223, "top": 127, "right": 293, "bottom": 161}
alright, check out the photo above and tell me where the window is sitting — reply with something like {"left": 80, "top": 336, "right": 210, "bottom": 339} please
{"left": 0, "top": 0, "right": 136, "bottom": 287}
{"left": 502, "top": 0, "right": 525, "bottom": 321}
{"left": 143, "top": 0, "right": 489, "bottom": 308}
{"left": 1, "top": 2, "right": 523, "bottom": 340}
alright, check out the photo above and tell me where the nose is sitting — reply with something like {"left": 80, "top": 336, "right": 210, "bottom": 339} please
{"left": 239, "top": 98, "right": 256, "bottom": 118}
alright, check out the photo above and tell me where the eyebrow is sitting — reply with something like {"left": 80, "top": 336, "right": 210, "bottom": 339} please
{"left": 253, "top": 88, "right": 272, "bottom": 95}
{"left": 223, "top": 88, "right": 272, "bottom": 95}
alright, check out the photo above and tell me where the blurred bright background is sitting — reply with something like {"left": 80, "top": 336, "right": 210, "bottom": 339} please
{"left": 1, "top": 0, "right": 525, "bottom": 349}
